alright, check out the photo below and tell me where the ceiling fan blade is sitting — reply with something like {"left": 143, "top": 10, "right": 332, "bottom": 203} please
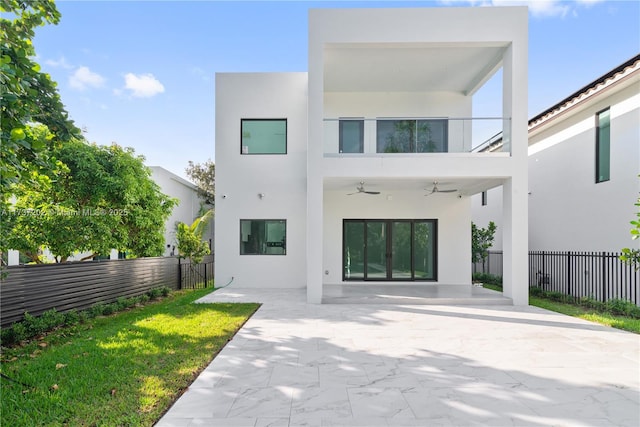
{"left": 364, "top": 191, "right": 380, "bottom": 195}
{"left": 438, "top": 189, "right": 457, "bottom": 193}
{"left": 346, "top": 191, "right": 359, "bottom": 195}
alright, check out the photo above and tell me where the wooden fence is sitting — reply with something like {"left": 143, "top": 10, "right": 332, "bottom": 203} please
{"left": 0, "top": 255, "right": 214, "bottom": 327}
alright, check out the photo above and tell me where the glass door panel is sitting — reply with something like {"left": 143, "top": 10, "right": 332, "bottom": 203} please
{"left": 344, "top": 221, "right": 365, "bottom": 279}
{"left": 366, "top": 221, "right": 387, "bottom": 279}
{"left": 391, "top": 222, "right": 412, "bottom": 279}
{"left": 413, "top": 221, "right": 435, "bottom": 279}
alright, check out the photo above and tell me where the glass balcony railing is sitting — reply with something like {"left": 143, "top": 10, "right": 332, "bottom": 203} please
{"left": 323, "top": 117, "right": 510, "bottom": 155}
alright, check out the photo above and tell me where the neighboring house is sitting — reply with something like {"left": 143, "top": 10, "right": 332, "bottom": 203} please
{"left": 215, "top": 7, "right": 529, "bottom": 304}
{"left": 5, "top": 166, "right": 212, "bottom": 265}
{"left": 149, "top": 166, "right": 214, "bottom": 257}
{"left": 472, "top": 54, "right": 640, "bottom": 253}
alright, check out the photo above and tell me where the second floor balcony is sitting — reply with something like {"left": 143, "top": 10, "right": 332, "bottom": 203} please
{"left": 323, "top": 117, "right": 509, "bottom": 156}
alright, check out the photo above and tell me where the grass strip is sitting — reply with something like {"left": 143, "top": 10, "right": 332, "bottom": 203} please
{"left": 0, "top": 288, "right": 259, "bottom": 426}
{"left": 529, "top": 296, "right": 640, "bottom": 334}
{"left": 481, "top": 282, "right": 640, "bottom": 334}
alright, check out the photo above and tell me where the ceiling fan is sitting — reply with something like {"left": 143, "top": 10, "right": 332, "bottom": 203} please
{"left": 348, "top": 181, "right": 380, "bottom": 195}
{"left": 425, "top": 181, "right": 457, "bottom": 196}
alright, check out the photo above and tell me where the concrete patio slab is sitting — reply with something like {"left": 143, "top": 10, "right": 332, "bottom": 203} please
{"left": 156, "top": 288, "right": 640, "bottom": 427}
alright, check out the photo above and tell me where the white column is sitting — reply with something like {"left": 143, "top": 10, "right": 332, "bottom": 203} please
{"left": 307, "top": 32, "right": 324, "bottom": 304}
{"left": 502, "top": 38, "right": 529, "bottom": 306}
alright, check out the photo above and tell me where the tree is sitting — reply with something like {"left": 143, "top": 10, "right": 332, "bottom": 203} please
{"left": 0, "top": 0, "right": 80, "bottom": 202}
{"left": 176, "top": 209, "right": 213, "bottom": 264}
{"left": 472, "top": 221, "right": 497, "bottom": 269}
{"left": 185, "top": 159, "right": 215, "bottom": 205}
{"left": 620, "top": 188, "right": 640, "bottom": 269}
{"left": 4, "top": 140, "right": 177, "bottom": 262}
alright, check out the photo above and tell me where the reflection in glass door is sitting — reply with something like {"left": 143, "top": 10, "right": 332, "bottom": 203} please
{"left": 342, "top": 219, "right": 437, "bottom": 281}
{"left": 366, "top": 221, "right": 387, "bottom": 279}
{"left": 391, "top": 221, "right": 412, "bottom": 279}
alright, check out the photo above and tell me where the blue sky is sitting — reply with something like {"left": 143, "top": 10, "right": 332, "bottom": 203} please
{"left": 34, "top": 0, "right": 639, "bottom": 180}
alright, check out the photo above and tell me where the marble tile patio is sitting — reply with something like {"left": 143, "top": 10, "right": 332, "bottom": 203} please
{"left": 156, "top": 287, "right": 640, "bottom": 427}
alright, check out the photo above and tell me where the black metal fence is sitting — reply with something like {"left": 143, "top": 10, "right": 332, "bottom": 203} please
{"left": 179, "top": 255, "right": 214, "bottom": 289}
{"left": 473, "top": 250, "right": 640, "bottom": 305}
{"left": 0, "top": 255, "right": 214, "bottom": 327}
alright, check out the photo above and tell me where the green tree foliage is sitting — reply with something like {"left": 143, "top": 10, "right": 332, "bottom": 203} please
{"left": 620, "top": 189, "right": 640, "bottom": 269}
{"left": 185, "top": 159, "right": 215, "bottom": 206}
{"left": 0, "top": 0, "right": 80, "bottom": 199}
{"left": 176, "top": 209, "right": 213, "bottom": 264}
{"left": 4, "top": 140, "right": 177, "bottom": 262}
{"left": 472, "top": 221, "right": 497, "bottom": 266}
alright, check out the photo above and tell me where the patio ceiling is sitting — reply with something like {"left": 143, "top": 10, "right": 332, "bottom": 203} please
{"left": 323, "top": 43, "right": 507, "bottom": 94}
{"left": 324, "top": 177, "right": 505, "bottom": 196}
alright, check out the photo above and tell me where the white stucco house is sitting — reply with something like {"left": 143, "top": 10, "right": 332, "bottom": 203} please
{"left": 215, "top": 7, "right": 529, "bottom": 304}
{"left": 472, "top": 54, "right": 640, "bottom": 253}
{"left": 150, "top": 166, "right": 214, "bottom": 257}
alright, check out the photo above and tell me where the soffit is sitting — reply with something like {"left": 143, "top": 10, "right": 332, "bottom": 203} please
{"left": 324, "top": 177, "right": 505, "bottom": 196}
{"left": 323, "top": 44, "right": 506, "bottom": 93}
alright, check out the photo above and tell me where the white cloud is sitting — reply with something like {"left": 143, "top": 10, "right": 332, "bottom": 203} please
{"left": 440, "top": 0, "right": 605, "bottom": 17}
{"left": 123, "top": 73, "right": 165, "bottom": 98}
{"left": 45, "top": 56, "right": 73, "bottom": 69}
{"left": 69, "top": 66, "right": 105, "bottom": 90}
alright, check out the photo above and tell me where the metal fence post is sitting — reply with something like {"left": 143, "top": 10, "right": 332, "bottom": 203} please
{"left": 178, "top": 257, "right": 182, "bottom": 290}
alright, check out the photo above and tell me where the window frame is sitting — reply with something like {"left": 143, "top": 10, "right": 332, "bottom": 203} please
{"left": 376, "top": 118, "right": 449, "bottom": 153}
{"left": 342, "top": 219, "right": 438, "bottom": 282}
{"left": 595, "top": 108, "right": 610, "bottom": 183}
{"left": 239, "top": 219, "right": 287, "bottom": 255}
{"left": 240, "top": 118, "right": 287, "bottom": 155}
{"left": 339, "top": 118, "right": 364, "bottom": 153}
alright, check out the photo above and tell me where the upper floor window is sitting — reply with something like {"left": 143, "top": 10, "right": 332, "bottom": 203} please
{"left": 376, "top": 119, "right": 448, "bottom": 153}
{"left": 241, "top": 119, "right": 287, "bottom": 154}
{"left": 339, "top": 119, "right": 364, "bottom": 153}
{"left": 595, "top": 108, "right": 610, "bottom": 183}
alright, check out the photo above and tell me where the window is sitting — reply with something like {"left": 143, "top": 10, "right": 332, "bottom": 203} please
{"left": 240, "top": 220, "right": 286, "bottom": 255}
{"left": 596, "top": 108, "right": 610, "bottom": 183}
{"left": 481, "top": 191, "right": 487, "bottom": 206}
{"left": 339, "top": 119, "right": 364, "bottom": 153}
{"left": 241, "top": 119, "right": 287, "bottom": 154}
{"left": 343, "top": 219, "right": 437, "bottom": 281}
{"left": 376, "top": 119, "right": 448, "bottom": 153}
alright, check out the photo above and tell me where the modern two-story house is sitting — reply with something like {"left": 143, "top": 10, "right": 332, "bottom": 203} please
{"left": 215, "top": 7, "right": 529, "bottom": 305}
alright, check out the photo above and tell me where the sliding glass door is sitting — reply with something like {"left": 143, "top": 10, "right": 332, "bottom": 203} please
{"left": 343, "top": 219, "right": 437, "bottom": 281}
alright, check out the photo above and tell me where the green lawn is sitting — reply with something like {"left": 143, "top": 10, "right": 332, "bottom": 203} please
{"left": 0, "top": 288, "right": 259, "bottom": 426}
{"left": 529, "top": 296, "right": 640, "bottom": 334}
{"left": 481, "top": 283, "right": 640, "bottom": 334}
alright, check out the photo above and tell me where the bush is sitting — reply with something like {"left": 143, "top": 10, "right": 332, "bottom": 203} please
{"left": 147, "top": 288, "right": 162, "bottom": 299}
{"left": 606, "top": 299, "right": 640, "bottom": 318}
{"left": 64, "top": 310, "right": 80, "bottom": 326}
{"left": 529, "top": 286, "right": 544, "bottom": 297}
{"left": 1, "top": 287, "right": 173, "bottom": 348}
{"left": 472, "top": 272, "right": 502, "bottom": 287}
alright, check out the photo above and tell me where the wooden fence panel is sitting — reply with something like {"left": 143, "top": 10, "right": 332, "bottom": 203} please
{"left": 0, "top": 257, "right": 179, "bottom": 327}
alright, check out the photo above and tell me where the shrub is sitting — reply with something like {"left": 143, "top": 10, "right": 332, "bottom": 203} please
{"left": 64, "top": 310, "right": 80, "bottom": 326}
{"left": 529, "top": 286, "right": 544, "bottom": 297}
{"left": 88, "top": 303, "right": 106, "bottom": 318}
{"left": 101, "top": 304, "right": 115, "bottom": 316}
{"left": 147, "top": 288, "right": 162, "bottom": 299}
{"left": 41, "top": 308, "right": 65, "bottom": 329}
{"left": 22, "top": 312, "right": 47, "bottom": 336}
{"left": 606, "top": 299, "right": 640, "bottom": 318}
{"left": 160, "top": 286, "right": 171, "bottom": 297}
